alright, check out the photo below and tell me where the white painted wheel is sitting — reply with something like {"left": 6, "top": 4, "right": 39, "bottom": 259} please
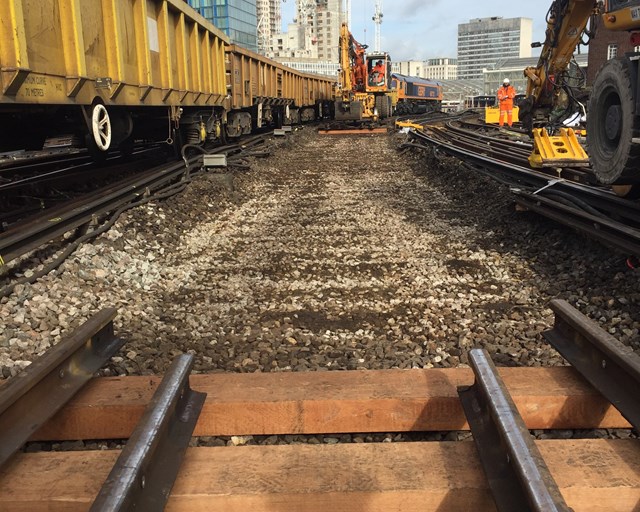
{"left": 91, "top": 104, "right": 112, "bottom": 151}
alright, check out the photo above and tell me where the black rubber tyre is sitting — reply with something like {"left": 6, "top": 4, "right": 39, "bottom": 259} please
{"left": 380, "top": 96, "right": 391, "bottom": 118}
{"left": 374, "top": 95, "right": 391, "bottom": 119}
{"left": 587, "top": 57, "right": 640, "bottom": 184}
{"left": 375, "top": 95, "right": 383, "bottom": 118}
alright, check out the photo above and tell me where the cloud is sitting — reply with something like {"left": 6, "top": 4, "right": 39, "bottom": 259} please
{"left": 397, "top": 0, "right": 441, "bottom": 18}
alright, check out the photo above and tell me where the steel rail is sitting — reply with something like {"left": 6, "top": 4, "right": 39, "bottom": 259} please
{"left": 430, "top": 122, "right": 595, "bottom": 184}
{"left": 0, "top": 148, "right": 165, "bottom": 193}
{"left": 458, "top": 349, "right": 572, "bottom": 512}
{"left": 0, "top": 309, "right": 125, "bottom": 468}
{"left": 443, "top": 121, "right": 534, "bottom": 156}
{"left": 408, "top": 129, "right": 640, "bottom": 253}
{"left": 90, "top": 354, "right": 205, "bottom": 511}
{"left": 415, "top": 127, "right": 640, "bottom": 224}
{"left": 512, "top": 190, "right": 640, "bottom": 255}
{"left": 544, "top": 299, "right": 640, "bottom": 431}
{"left": 428, "top": 126, "right": 533, "bottom": 169}
{"left": 0, "top": 157, "right": 195, "bottom": 266}
{"left": 0, "top": 133, "right": 268, "bottom": 271}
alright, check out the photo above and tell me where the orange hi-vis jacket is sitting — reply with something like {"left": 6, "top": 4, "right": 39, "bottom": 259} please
{"left": 498, "top": 85, "right": 516, "bottom": 110}
{"left": 497, "top": 84, "right": 516, "bottom": 110}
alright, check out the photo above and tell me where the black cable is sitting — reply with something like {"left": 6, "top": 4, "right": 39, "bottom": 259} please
{"left": 0, "top": 178, "right": 194, "bottom": 299}
{"left": 539, "top": 189, "right": 608, "bottom": 219}
{"left": 0, "top": 135, "right": 268, "bottom": 298}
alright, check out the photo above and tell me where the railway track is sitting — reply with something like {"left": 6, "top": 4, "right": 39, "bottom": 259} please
{"left": 0, "top": 133, "right": 271, "bottom": 297}
{"left": 399, "top": 112, "right": 640, "bottom": 257}
{"left": 0, "top": 300, "right": 638, "bottom": 510}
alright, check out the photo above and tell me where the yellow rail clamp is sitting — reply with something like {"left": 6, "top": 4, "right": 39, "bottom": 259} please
{"left": 528, "top": 128, "right": 590, "bottom": 168}
{"left": 396, "top": 121, "right": 424, "bottom": 131}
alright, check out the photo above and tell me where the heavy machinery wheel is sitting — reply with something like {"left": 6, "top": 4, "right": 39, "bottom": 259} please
{"left": 375, "top": 96, "right": 383, "bottom": 118}
{"left": 587, "top": 57, "right": 640, "bottom": 184}
{"left": 381, "top": 96, "right": 391, "bottom": 118}
{"left": 375, "top": 95, "right": 391, "bottom": 118}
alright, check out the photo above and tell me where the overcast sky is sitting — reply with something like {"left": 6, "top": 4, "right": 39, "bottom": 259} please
{"left": 281, "top": 1, "right": 552, "bottom": 61}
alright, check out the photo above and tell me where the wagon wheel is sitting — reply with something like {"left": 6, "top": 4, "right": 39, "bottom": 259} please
{"left": 90, "top": 104, "right": 112, "bottom": 152}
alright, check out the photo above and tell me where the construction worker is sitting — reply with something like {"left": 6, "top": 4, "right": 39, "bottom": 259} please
{"left": 370, "top": 60, "right": 386, "bottom": 86}
{"left": 497, "top": 78, "right": 516, "bottom": 127}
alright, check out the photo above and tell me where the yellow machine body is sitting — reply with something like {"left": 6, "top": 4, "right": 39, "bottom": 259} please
{"left": 485, "top": 106, "right": 520, "bottom": 124}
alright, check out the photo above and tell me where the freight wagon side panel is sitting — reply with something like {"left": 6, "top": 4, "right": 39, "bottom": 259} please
{"left": 228, "top": 45, "right": 310, "bottom": 107}
{"left": 0, "top": 0, "right": 228, "bottom": 107}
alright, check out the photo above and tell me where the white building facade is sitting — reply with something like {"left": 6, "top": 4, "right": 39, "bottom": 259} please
{"left": 391, "top": 61, "right": 425, "bottom": 77}
{"left": 425, "top": 58, "right": 458, "bottom": 80}
{"left": 257, "top": 0, "right": 282, "bottom": 54}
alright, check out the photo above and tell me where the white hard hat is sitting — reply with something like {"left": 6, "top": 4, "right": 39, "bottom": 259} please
{"left": 503, "top": 78, "right": 510, "bottom": 84}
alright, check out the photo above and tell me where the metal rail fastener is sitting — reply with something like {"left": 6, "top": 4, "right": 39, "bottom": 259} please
{"left": 544, "top": 299, "right": 640, "bottom": 431}
{"left": 458, "top": 349, "right": 572, "bottom": 512}
{"left": 0, "top": 308, "right": 124, "bottom": 468}
{"left": 90, "top": 354, "right": 206, "bottom": 511}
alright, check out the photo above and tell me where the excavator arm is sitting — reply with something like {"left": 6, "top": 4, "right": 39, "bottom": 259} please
{"left": 338, "top": 23, "right": 367, "bottom": 101}
{"left": 335, "top": 23, "right": 378, "bottom": 121}
{"left": 521, "top": 0, "right": 599, "bottom": 132}
{"left": 522, "top": 0, "right": 640, "bottom": 185}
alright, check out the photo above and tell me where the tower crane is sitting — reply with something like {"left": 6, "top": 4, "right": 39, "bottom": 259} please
{"left": 372, "top": 0, "right": 383, "bottom": 53}
{"left": 345, "top": 0, "right": 351, "bottom": 30}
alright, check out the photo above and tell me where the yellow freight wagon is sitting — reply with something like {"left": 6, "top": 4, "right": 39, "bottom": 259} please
{"left": 0, "top": 0, "right": 228, "bottom": 152}
{"left": 225, "top": 44, "right": 334, "bottom": 132}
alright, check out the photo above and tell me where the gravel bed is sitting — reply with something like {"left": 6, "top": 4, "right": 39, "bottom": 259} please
{"left": 1, "top": 127, "right": 638, "bottom": 382}
{"left": 24, "top": 427, "right": 637, "bottom": 454}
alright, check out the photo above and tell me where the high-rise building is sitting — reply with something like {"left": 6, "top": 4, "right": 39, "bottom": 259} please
{"left": 267, "top": 0, "right": 345, "bottom": 77}
{"left": 257, "top": 0, "right": 281, "bottom": 54}
{"left": 188, "top": 0, "right": 258, "bottom": 52}
{"left": 457, "top": 17, "right": 532, "bottom": 79}
{"left": 314, "top": 0, "right": 342, "bottom": 62}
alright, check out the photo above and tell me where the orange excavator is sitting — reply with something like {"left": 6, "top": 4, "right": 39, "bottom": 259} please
{"left": 521, "top": 0, "right": 640, "bottom": 191}
{"left": 335, "top": 23, "right": 393, "bottom": 121}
